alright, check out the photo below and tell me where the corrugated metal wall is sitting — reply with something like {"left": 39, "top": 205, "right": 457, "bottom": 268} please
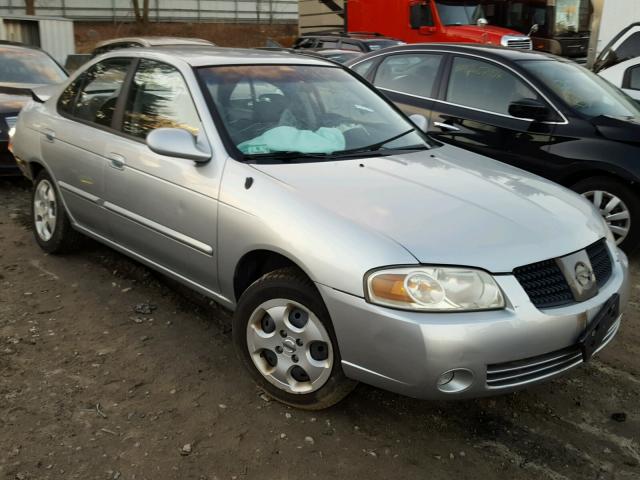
{"left": 0, "top": 0, "right": 298, "bottom": 23}
{"left": 0, "top": 16, "right": 74, "bottom": 62}
{"left": 298, "top": 0, "right": 344, "bottom": 34}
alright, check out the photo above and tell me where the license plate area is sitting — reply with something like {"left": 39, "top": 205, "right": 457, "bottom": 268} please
{"left": 579, "top": 294, "right": 619, "bottom": 362}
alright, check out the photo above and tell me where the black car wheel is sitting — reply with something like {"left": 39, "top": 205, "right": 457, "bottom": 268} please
{"left": 572, "top": 176, "right": 640, "bottom": 252}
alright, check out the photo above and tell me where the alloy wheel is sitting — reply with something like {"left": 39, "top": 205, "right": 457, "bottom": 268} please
{"left": 582, "top": 190, "right": 631, "bottom": 246}
{"left": 34, "top": 179, "right": 57, "bottom": 242}
{"left": 246, "top": 298, "right": 333, "bottom": 394}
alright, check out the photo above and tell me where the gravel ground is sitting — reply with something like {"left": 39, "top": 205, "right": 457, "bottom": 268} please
{"left": 0, "top": 178, "right": 638, "bottom": 480}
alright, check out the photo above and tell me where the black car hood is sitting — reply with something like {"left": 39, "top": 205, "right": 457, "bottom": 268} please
{"left": 593, "top": 115, "right": 640, "bottom": 144}
{"left": 0, "top": 93, "right": 30, "bottom": 116}
{"left": 0, "top": 82, "right": 45, "bottom": 116}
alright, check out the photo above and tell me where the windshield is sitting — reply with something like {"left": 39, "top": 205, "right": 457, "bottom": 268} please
{"left": 554, "top": 0, "right": 591, "bottom": 35}
{"left": 520, "top": 60, "right": 640, "bottom": 119}
{"left": 197, "top": 65, "right": 429, "bottom": 160}
{"left": 0, "top": 46, "right": 67, "bottom": 84}
{"left": 435, "top": 0, "right": 485, "bottom": 26}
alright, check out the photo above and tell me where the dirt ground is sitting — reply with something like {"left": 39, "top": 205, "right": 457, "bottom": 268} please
{"left": 0, "top": 177, "right": 638, "bottom": 480}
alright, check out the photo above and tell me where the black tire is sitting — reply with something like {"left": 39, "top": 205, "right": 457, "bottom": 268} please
{"left": 233, "top": 267, "right": 357, "bottom": 410}
{"left": 571, "top": 176, "right": 640, "bottom": 253}
{"left": 32, "top": 170, "right": 84, "bottom": 254}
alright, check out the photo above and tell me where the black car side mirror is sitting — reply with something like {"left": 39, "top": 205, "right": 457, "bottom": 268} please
{"left": 509, "top": 98, "right": 552, "bottom": 122}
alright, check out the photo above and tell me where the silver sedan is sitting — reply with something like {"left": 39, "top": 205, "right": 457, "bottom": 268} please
{"left": 10, "top": 47, "right": 629, "bottom": 409}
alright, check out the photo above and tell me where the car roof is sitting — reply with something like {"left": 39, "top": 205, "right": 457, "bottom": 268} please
{"left": 94, "top": 36, "right": 215, "bottom": 49}
{"left": 102, "top": 46, "right": 336, "bottom": 67}
{"left": 0, "top": 40, "right": 52, "bottom": 54}
{"left": 349, "top": 43, "right": 561, "bottom": 63}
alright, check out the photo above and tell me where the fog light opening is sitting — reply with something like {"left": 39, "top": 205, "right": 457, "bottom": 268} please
{"left": 436, "top": 369, "right": 474, "bottom": 393}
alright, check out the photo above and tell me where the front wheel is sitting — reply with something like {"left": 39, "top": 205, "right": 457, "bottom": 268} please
{"left": 572, "top": 176, "right": 640, "bottom": 253}
{"left": 233, "top": 267, "right": 356, "bottom": 410}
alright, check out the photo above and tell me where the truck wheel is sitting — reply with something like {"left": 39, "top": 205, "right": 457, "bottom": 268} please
{"left": 32, "top": 170, "right": 84, "bottom": 254}
{"left": 572, "top": 176, "right": 639, "bottom": 252}
{"left": 233, "top": 267, "right": 357, "bottom": 410}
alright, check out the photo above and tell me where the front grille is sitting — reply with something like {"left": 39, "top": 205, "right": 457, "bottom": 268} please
{"left": 514, "top": 239, "right": 613, "bottom": 309}
{"left": 513, "top": 259, "right": 574, "bottom": 308}
{"left": 506, "top": 38, "right": 533, "bottom": 49}
{"left": 587, "top": 239, "right": 612, "bottom": 288}
{"left": 486, "top": 319, "right": 619, "bottom": 389}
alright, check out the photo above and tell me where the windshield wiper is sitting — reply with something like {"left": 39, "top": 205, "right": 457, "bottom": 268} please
{"left": 332, "top": 128, "right": 419, "bottom": 156}
{"left": 243, "top": 129, "right": 428, "bottom": 163}
{"left": 243, "top": 151, "right": 335, "bottom": 163}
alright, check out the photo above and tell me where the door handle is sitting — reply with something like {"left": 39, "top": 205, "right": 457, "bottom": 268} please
{"left": 434, "top": 122, "right": 460, "bottom": 132}
{"left": 108, "top": 153, "right": 126, "bottom": 170}
{"left": 43, "top": 129, "right": 56, "bottom": 142}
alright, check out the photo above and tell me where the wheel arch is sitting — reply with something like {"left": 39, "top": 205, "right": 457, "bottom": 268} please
{"left": 233, "top": 249, "right": 315, "bottom": 302}
{"left": 560, "top": 169, "right": 637, "bottom": 189}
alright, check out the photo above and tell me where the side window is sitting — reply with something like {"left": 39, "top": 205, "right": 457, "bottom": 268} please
{"left": 352, "top": 59, "right": 376, "bottom": 78}
{"left": 374, "top": 54, "right": 443, "bottom": 97}
{"left": 624, "top": 65, "right": 640, "bottom": 91}
{"left": 615, "top": 32, "right": 640, "bottom": 62}
{"left": 122, "top": 59, "right": 201, "bottom": 140}
{"left": 58, "top": 76, "right": 83, "bottom": 116}
{"left": 61, "top": 58, "right": 131, "bottom": 127}
{"left": 410, "top": 3, "right": 434, "bottom": 29}
{"left": 446, "top": 56, "right": 538, "bottom": 115}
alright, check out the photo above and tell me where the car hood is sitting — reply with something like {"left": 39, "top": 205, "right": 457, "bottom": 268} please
{"left": 445, "top": 24, "right": 526, "bottom": 41}
{"left": 251, "top": 144, "right": 605, "bottom": 273}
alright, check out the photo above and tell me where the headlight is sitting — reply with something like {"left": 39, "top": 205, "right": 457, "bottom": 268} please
{"left": 365, "top": 266, "right": 505, "bottom": 311}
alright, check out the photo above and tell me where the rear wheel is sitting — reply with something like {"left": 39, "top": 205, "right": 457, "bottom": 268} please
{"left": 233, "top": 267, "right": 356, "bottom": 409}
{"left": 32, "top": 170, "right": 84, "bottom": 253}
{"left": 572, "top": 176, "right": 640, "bottom": 252}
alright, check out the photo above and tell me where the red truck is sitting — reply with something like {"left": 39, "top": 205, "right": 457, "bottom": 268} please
{"left": 299, "top": 0, "right": 533, "bottom": 49}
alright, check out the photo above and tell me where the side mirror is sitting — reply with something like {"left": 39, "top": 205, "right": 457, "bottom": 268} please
{"left": 146, "top": 128, "right": 211, "bottom": 163}
{"left": 477, "top": 18, "right": 489, "bottom": 27}
{"left": 409, "top": 113, "right": 429, "bottom": 132}
{"left": 508, "top": 98, "right": 552, "bottom": 122}
{"left": 528, "top": 23, "right": 539, "bottom": 37}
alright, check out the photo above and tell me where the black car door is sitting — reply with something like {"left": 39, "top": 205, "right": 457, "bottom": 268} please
{"left": 368, "top": 52, "right": 446, "bottom": 118}
{"left": 429, "top": 54, "right": 556, "bottom": 174}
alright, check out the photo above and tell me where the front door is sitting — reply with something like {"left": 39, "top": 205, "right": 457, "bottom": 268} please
{"left": 103, "top": 59, "right": 220, "bottom": 292}
{"left": 428, "top": 55, "right": 554, "bottom": 174}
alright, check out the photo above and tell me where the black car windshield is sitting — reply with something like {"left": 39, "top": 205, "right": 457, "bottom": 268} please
{"left": 520, "top": 59, "right": 640, "bottom": 119}
{"left": 197, "top": 64, "right": 429, "bottom": 159}
{"left": 435, "top": 0, "right": 485, "bottom": 26}
{"left": 0, "top": 46, "right": 67, "bottom": 84}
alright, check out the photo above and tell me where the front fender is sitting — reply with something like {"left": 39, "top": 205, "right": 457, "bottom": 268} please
{"left": 216, "top": 159, "right": 417, "bottom": 306}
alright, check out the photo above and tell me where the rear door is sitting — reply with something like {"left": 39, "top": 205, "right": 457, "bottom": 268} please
{"left": 102, "top": 58, "right": 220, "bottom": 292}
{"left": 41, "top": 57, "right": 132, "bottom": 238}
{"left": 428, "top": 55, "right": 555, "bottom": 172}
{"left": 369, "top": 52, "right": 445, "bottom": 117}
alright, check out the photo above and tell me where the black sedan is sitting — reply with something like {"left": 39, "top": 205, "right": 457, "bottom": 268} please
{"left": 346, "top": 44, "right": 640, "bottom": 251}
{"left": 0, "top": 42, "right": 67, "bottom": 175}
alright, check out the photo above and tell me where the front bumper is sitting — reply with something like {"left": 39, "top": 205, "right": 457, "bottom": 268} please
{"left": 318, "top": 244, "right": 629, "bottom": 400}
